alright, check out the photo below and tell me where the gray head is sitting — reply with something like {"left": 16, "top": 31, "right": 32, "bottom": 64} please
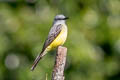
{"left": 54, "top": 14, "right": 69, "bottom": 21}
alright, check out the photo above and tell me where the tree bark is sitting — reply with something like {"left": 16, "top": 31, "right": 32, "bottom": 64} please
{"left": 52, "top": 46, "right": 67, "bottom": 80}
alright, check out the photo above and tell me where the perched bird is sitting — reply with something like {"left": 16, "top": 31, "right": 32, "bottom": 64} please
{"left": 31, "top": 14, "right": 69, "bottom": 71}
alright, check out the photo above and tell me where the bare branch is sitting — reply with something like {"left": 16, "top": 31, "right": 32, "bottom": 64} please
{"left": 52, "top": 46, "right": 67, "bottom": 80}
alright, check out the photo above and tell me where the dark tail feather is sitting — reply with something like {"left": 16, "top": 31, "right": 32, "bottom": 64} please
{"left": 31, "top": 49, "right": 47, "bottom": 71}
{"left": 31, "top": 50, "right": 46, "bottom": 71}
{"left": 31, "top": 54, "right": 42, "bottom": 71}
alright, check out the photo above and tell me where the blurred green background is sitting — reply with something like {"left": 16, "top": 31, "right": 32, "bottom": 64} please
{"left": 0, "top": 0, "right": 120, "bottom": 80}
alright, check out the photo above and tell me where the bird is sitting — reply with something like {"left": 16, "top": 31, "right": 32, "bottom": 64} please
{"left": 31, "top": 14, "right": 69, "bottom": 71}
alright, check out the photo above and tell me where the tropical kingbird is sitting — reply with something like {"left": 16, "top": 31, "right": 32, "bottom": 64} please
{"left": 31, "top": 14, "right": 68, "bottom": 71}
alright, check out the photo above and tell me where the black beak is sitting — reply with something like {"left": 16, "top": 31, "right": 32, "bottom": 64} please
{"left": 64, "top": 17, "right": 69, "bottom": 20}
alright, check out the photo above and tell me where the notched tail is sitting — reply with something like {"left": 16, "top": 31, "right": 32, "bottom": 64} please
{"left": 31, "top": 50, "right": 47, "bottom": 71}
{"left": 31, "top": 54, "right": 42, "bottom": 71}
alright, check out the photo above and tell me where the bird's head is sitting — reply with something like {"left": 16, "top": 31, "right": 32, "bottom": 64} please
{"left": 54, "top": 14, "right": 69, "bottom": 21}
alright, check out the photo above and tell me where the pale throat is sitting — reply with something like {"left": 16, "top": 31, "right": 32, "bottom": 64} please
{"left": 54, "top": 20, "right": 66, "bottom": 25}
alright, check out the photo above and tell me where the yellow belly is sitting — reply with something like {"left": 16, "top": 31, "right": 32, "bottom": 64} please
{"left": 46, "top": 26, "right": 67, "bottom": 51}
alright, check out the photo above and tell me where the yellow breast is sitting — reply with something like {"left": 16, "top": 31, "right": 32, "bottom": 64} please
{"left": 47, "top": 24, "right": 67, "bottom": 51}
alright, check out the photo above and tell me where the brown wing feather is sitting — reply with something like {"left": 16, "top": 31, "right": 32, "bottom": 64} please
{"left": 42, "top": 24, "right": 62, "bottom": 51}
{"left": 31, "top": 24, "right": 62, "bottom": 71}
